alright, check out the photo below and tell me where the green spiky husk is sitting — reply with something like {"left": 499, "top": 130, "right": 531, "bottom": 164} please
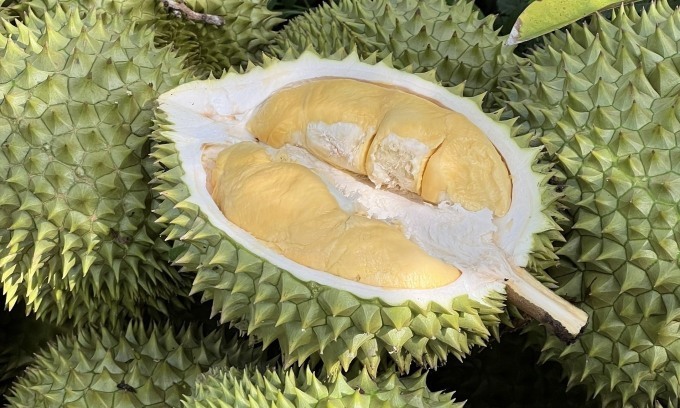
{"left": 6, "top": 323, "right": 266, "bottom": 407}
{"left": 8, "top": 0, "right": 283, "bottom": 78}
{"left": 0, "top": 3, "right": 191, "bottom": 325}
{"left": 501, "top": 1, "right": 680, "bottom": 406}
{"left": 152, "top": 0, "right": 284, "bottom": 78}
{"left": 150, "top": 50, "right": 571, "bottom": 378}
{"left": 183, "top": 365, "right": 462, "bottom": 408}
{"left": 269, "top": 0, "right": 520, "bottom": 101}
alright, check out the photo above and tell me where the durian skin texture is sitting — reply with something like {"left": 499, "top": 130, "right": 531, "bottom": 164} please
{"left": 270, "top": 0, "right": 520, "bottom": 99}
{"left": 6, "top": 323, "right": 265, "bottom": 408}
{"left": 0, "top": 4, "right": 190, "bottom": 325}
{"left": 502, "top": 1, "right": 680, "bottom": 406}
{"left": 183, "top": 365, "right": 463, "bottom": 408}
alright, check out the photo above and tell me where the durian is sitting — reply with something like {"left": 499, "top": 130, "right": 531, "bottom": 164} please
{"left": 8, "top": 0, "right": 283, "bottom": 78}
{"left": 0, "top": 3, "right": 190, "bottom": 325}
{"left": 6, "top": 323, "right": 265, "bottom": 407}
{"left": 269, "top": 0, "right": 520, "bottom": 99}
{"left": 152, "top": 51, "right": 587, "bottom": 379}
{"left": 501, "top": 1, "right": 680, "bottom": 406}
{"left": 183, "top": 365, "right": 462, "bottom": 408}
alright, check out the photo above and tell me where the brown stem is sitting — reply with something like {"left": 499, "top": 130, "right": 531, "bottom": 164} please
{"left": 160, "top": 0, "right": 225, "bottom": 25}
{"left": 506, "top": 266, "right": 588, "bottom": 343}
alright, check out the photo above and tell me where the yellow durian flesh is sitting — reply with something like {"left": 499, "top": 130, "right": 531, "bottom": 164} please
{"left": 420, "top": 121, "right": 513, "bottom": 215}
{"left": 247, "top": 79, "right": 384, "bottom": 174}
{"left": 247, "top": 78, "right": 512, "bottom": 217}
{"left": 208, "top": 142, "right": 460, "bottom": 289}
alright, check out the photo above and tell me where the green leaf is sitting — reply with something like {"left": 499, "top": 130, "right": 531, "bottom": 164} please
{"left": 506, "top": 0, "right": 641, "bottom": 45}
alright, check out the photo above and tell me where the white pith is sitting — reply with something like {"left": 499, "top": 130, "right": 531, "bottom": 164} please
{"left": 158, "top": 53, "right": 552, "bottom": 306}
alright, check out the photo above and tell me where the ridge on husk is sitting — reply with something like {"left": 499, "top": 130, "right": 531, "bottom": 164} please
{"left": 0, "top": 2, "right": 191, "bottom": 325}
{"left": 501, "top": 0, "right": 680, "bottom": 406}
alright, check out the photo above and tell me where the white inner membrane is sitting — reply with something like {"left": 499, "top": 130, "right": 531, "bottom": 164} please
{"left": 159, "top": 54, "right": 550, "bottom": 306}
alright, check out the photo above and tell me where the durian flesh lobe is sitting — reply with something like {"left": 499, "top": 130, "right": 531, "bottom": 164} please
{"left": 153, "top": 52, "right": 587, "bottom": 377}
{"left": 207, "top": 142, "right": 461, "bottom": 289}
{"left": 246, "top": 78, "right": 513, "bottom": 216}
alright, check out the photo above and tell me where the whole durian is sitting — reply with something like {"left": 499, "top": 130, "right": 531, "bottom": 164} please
{"left": 152, "top": 51, "right": 586, "bottom": 379}
{"left": 8, "top": 0, "right": 283, "bottom": 78}
{"left": 183, "top": 365, "right": 462, "bottom": 408}
{"left": 6, "top": 323, "right": 266, "bottom": 407}
{"left": 270, "top": 0, "right": 520, "bottom": 99}
{"left": 0, "top": 3, "right": 190, "bottom": 325}
{"left": 501, "top": 1, "right": 680, "bottom": 406}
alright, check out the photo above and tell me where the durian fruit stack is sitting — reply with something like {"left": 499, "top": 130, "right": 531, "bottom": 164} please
{"left": 2, "top": 0, "right": 680, "bottom": 407}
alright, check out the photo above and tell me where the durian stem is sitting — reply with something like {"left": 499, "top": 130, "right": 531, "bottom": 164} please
{"left": 160, "top": 0, "right": 225, "bottom": 25}
{"left": 506, "top": 266, "right": 588, "bottom": 343}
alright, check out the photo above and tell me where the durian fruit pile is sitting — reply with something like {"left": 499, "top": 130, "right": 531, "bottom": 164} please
{"left": 1, "top": 0, "right": 680, "bottom": 407}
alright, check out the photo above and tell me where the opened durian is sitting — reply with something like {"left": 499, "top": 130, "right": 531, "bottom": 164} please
{"left": 501, "top": 0, "right": 680, "bottom": 406}
{"left": 152, "top": 52, "right": 587, "bottom": 378}
{"left": 183, "top": 365, "right": 462, "bottom": 408}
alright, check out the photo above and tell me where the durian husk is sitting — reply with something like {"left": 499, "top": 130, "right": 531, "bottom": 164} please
{"left": 0, "top": 2, "right": 191, "bottom": 325}
{"left": 501, "top": 1, "right": 680, "bottom": 406}
{"left": 269, "top": 0, "right": 522, "bottom": 102}
{"left": 7, "top": 0, "right": 283, "bottom": 78}
{"left": 6, "top": 323, "right": 267, "bottom": 407}
{"left": 183, "top": 365, "right": 463, "bottom": 408}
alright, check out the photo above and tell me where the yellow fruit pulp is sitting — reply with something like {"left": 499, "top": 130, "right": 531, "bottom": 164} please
{"left": 208, "top": 142, "right": 460, "bottom": 289}
{"left": 248, "top": 78, "right": 512, "bottom": 216}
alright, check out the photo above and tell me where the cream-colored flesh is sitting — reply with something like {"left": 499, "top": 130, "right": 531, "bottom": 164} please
{"left": 247, "top": 79, "right": 385, "bottom": 174}
{"left": 247, "top": 78, "right": 512, "bottom": 216}
{"left": 208, "top": 142, "right": 461, "bottom": 289}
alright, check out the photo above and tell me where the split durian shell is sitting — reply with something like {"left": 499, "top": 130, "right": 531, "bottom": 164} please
{"left": 152, "top": 52, "right": 586, "bottom": 378}
{"left": 501, "top": 0, "right": 680, "bottom": 406}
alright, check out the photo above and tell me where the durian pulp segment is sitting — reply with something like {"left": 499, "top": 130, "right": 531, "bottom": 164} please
{"left": 207, "top": 142, "right": 460, "bottom": 289}
{"left": 247, "top": 78, "right": 512, "bottom": 217}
